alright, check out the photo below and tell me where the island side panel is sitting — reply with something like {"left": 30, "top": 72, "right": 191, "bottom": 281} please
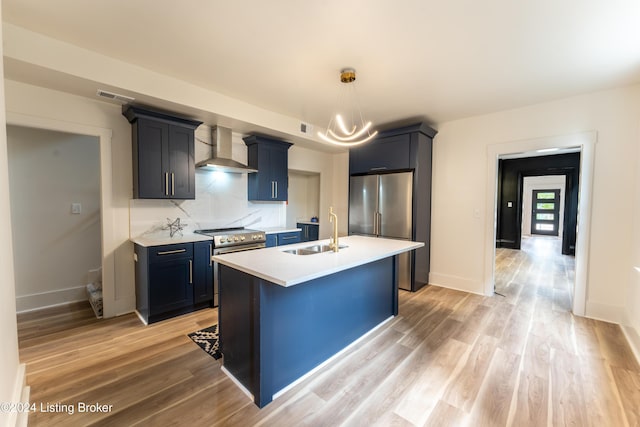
{"left": 218, "top": 265, "right": 259, "bottom": 398}
{"left": 219, "top": 255, "right": 398, "bottom": 408}
{"left": 259, "top": 256, "right": 396, "bottom": 401}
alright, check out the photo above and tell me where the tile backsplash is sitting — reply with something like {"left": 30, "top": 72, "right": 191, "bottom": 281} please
{"left": 130, "top": 170, "right": 285, "bottom": 238}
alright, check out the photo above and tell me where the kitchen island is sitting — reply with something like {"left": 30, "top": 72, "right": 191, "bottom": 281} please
{"left": 212, "top": 235, "right": 423, "bottom": 407}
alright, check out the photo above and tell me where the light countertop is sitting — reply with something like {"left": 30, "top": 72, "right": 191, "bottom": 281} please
{"left": 131, "top": 232, "right": 212, "bottom": 247}
{"left": 212, "top": 235, "right": 424, "bottom": 287}
{"left": 259, "top": 227, "right": 302, "bottom": 235}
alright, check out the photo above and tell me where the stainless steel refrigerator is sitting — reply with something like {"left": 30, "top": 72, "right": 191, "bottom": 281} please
{"left": 348, "top": 171, "right": 414, "bottom": 290}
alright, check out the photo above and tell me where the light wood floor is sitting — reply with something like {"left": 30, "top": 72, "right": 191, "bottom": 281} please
{"left": 17, "top": 237, "right": 640, "bottom": 426}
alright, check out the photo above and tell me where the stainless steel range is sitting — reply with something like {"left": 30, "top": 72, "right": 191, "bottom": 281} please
{"left": 194, "top": 227, "right": 266, "bottom": 306}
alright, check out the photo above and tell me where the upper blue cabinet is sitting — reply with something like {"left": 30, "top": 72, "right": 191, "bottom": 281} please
{"left": 348, "top": 123, "right": 438, "bottom": 174}
{"left": 243, "top": 135, "right": 293, "bottom": 201}
{"left": 123, "top": 106, "right": 202, "bottom": 199}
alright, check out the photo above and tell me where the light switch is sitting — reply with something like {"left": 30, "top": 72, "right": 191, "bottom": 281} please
{"left": 71, "top": 203, "right": 82, "bottom": 214}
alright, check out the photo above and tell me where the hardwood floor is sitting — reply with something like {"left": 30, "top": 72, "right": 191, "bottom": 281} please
{"left": 17, "top": 238, "right": 640, "bottom": 426}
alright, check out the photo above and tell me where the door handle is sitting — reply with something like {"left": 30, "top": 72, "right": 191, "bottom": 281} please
{"left": 189, "top": 260, "right": 193, "bottom": 284}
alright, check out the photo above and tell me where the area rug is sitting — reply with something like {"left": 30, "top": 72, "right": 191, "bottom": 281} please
{"left": 188, "top": 324, "right": 221, "bottom": 360}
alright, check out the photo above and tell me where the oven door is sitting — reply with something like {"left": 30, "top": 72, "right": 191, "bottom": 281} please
{"left": 213, "top": 243, "right": 266, "bottom": 307}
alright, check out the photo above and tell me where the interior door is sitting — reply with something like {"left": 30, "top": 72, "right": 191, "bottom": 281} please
{"left": 531, "top": 189, "right": 560, "bottom": 236}
{"left": 349, "top": 175, "right": 378, "bottom": 236}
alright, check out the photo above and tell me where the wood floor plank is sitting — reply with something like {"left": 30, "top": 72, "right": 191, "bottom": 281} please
{"left": 467, "top": 348, "right": 521, "bottom": 427}
{"left": 611, "top": 366, "right": 640, "bottom": 426}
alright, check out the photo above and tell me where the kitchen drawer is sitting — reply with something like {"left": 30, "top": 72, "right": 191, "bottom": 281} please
{"left": 148, "top": 243, "right": 193, "bottom": 263}
{"left": 278, "top": 231, "right": 301, "bottom": 246}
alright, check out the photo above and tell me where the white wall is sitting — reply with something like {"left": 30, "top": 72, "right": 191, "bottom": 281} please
{"left": 287, "top": 171, "right": 320, "bottom": 228}
{"left": 0, "top": 8, "right": 27, "bottom": 425}
{"left": 521, "top": 175, "right": 566, "bottom": 239}
{"left": 4, "top": 79, "right": 134, "bottom": 317}
{"left": 7, "top": 126, "right": 102, "bottom": 311}
{"left": 624, "top": 104, "right": 640, "bottom": 360}
{"left": 431, "top": 85, "right": 640, "bottom": 325}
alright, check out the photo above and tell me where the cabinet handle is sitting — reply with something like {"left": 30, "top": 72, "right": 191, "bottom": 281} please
{"left": 157, "top": 248, "right": 186, "bottom": 255}
{"left": 370, "top": 167, "right": 387, "bottom": 171}
{"left": 271, "top": 181, "right": 275, "bottom": 198}
{"left": 275, "top": 181, "right": 278, "bottom": 198}
{"left": 282, "top": 235, "right": 297, "bottom": 240}
{"left": 209, "top": 244, "right": 213, "bottom": 267}
{"left": 189, "top": 260, "right": 193, "bottom": 284}
{"left": 165, "top": 173, "right": 169, "bottom": 196}
{"left": 171, "top": 173, "right": 175, "bottom": 196}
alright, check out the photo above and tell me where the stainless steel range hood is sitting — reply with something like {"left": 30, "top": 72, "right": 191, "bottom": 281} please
{"left": 196, "top": 126, "right": 257, "bottom": 173}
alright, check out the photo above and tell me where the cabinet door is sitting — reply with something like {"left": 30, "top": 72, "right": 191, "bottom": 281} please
{"left": 168, "top": 125, "right": 195, "bottom": 199}
{"left": 349, "top": 134, "right": 411, "bottom": 174}
{"left": 297, "top": 224, "right": 308, "bottom": 242}
{"left": 270, "top": 146, "right": 289, "bottom": 201}
{"left": 308, "top": 224, "right": 319, "bottom": 241}
{"left": 148, "top": 257, "right": 194, "bottom": 316}
{"left": 136, "top": 118, "right": 170, "bottom": 198}
{"left": 193, "top": 241, "right": 213, "bottom": 304}
{"left": 265, "top": 234, "right": 277, "bottom": 247}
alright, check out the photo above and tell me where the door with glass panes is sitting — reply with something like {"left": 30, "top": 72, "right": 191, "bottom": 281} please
{"left": 531, "top": 189, "right": 560, "bottom": 236}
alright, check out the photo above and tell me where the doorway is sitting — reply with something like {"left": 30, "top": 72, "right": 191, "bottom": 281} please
{"left": 484, "top": 131, "right": 596, "bottom": 316}
{"left": 7, "top": 126, "right": 102, "bottom": 317}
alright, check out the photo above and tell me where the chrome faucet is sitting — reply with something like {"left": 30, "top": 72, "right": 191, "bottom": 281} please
{"left": 329, "top": 206, "right": 339, "bottom": 252}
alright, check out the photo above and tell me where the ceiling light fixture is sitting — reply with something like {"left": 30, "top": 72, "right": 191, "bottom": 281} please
{"left": 318, "top": 69, "right": 378, "bottom": 147}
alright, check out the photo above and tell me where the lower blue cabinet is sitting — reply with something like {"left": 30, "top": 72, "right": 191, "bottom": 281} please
{"left": 135, "top": 241, "right": 214, "bottom": 324}
{"left": 265, "top": 231, "right": 301, "bottom": 247}
{"left": 297, "top": 223, "right": 319, "bottom": 242}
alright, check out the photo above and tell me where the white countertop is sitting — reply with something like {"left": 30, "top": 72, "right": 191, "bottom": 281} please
{"left": 259, "top": 227, "right": 302, "bottom": 235}
{"left": 131, "top": 232, "right": 212, "bottom": 247}
{"left": 212, "top": 235, "right": 424, "bottom": 287}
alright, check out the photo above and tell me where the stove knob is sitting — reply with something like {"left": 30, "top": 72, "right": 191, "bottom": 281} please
{"left": 234, "top": 236, "right": 239, "bottom": 242}
{"left": 220, "top": 238, "right": 226, "bottom": 243}
{"left": 241, "top": 236, "right": 246, "bottom": 241}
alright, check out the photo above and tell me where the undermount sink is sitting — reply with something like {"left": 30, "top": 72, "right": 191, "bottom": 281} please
{"left": 282, "top": 244, "right": 348, "bottom": 255}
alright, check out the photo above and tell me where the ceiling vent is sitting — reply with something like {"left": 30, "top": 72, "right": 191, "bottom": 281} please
{"left": 96, "top": 89, "right": 135, "bottom": 103}
{"left": 299, "top": 122, "right": 313, "bottom": 134}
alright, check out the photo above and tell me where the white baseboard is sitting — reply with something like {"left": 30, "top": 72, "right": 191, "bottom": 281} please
{"left": 585, "top": 301, "right": 623, "bottom": 324}
{"left": 622, "top": 310, "right": 640, "bottom": 367}
{"left": 428, "top": 272, "right": 485, "bottom": 295}
{"left": 16, "top": 285, "right": 86, "bottom": 313}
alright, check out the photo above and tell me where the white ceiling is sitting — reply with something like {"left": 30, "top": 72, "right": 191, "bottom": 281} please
{"left": 3, "top": 0, "right": 640, "bottom": 132}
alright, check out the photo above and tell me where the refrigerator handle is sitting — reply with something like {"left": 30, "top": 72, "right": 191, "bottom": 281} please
{"left": 373, "top": 211, "right": 377, "bottom": 235}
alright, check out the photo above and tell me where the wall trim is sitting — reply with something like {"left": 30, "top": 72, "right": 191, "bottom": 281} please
{"left": 5, "top": 111, "right": 117, "bottom": 318}
{"left": 16, "top": 286, "right": 87, "bottom": 313}
{"left": 428, "top": 273, "right": 485, "bottom": 296}
{"left": 5, "top": 363, "right": 27, "bottom": 427}
{"left": 485, "top": 131, "right": 597, "bottom": 317}
{"left": 621, "top": 313, "right": 640, "bottom": 367}
{"left": 585, "top": 301, "right": 624, "bottom": 324}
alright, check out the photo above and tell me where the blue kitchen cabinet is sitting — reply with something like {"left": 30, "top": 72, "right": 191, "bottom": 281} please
{"left": 349, "top": 133, "right": 412, "bottom": 174}
{"left": 265, "top": 231, "right": 301, "bottom": 247}
{"left": 297, "top": 223, "right": 319, "bottom": 242}
{"left": 244, "top": 135, "right": 293, "bottom": 201}
{"left": 123, "top": 106, "right": 202, "bottom": 199}
{"left": 193, "top": 241, "right": 214, "bottom": 305}
{"left": 266, "top": 234, "right": 278, "bottom": 248}
{"left": 134, "top": 241, "right": 214, "bottom": 324}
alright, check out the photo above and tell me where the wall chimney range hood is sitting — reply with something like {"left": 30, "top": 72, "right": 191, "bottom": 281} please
{"left": 196, "top": 126, "right": 257, "bottom": 173}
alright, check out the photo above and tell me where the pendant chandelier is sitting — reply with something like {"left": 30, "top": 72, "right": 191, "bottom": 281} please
{"left": 317, "top": 69, "right": 378, "bottom": 146}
